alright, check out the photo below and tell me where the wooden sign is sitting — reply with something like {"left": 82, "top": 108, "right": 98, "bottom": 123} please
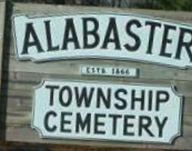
{"left": 3, "top": 2, "right": 192, "bottom": 151}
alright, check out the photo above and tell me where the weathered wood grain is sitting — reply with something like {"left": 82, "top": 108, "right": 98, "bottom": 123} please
{"left": 6, "top": 58, "right": 192, "bottom": 81}
{"left": 3, "top": 2, "right": 192, "bottom": 151}
{"left": 6, "top": 126, "right": 192, "bottom": 150}
{"left": 3, "top": 71, "right": 192, "bottom": 98}
{"left": 11, "top": 3, "right": 192, "bottom": 24}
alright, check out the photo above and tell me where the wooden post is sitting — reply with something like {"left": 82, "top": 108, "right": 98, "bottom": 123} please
{"left": 0, "top": 0, "right": 5, "bottom": 89}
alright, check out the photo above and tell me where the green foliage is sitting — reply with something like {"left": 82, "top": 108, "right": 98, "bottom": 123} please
{"left": 10, "top": 0, "right": 192, "bottom": 11}
{"left": 154, "top": 0, "right": 192, "bottom": 11}
{"left": 182, "top": 0, "right": 192, "bottom": 11}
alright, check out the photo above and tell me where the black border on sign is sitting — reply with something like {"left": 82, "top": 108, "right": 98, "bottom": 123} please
{"left": 11, "top": 12, "right": 192, "bottom": 69}
{"left": 31, "top": 79, "right": 184, "bottom": 145}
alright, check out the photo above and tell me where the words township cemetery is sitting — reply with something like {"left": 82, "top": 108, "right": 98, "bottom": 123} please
{"left": 39, "top": 83, "right": 174, "bottom": 138}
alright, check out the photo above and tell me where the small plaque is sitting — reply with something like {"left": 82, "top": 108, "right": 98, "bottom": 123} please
{"left": 81, "top": 65, "right": 138, "bottom": 77}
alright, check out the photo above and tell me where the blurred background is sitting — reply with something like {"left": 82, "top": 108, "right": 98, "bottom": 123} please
{"left": 10, "top": 0, "right": 192, "bottom": 11}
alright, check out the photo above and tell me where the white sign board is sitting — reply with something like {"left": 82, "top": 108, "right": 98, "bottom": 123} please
{"left": 32, "top": 80, "right": 183, "bottom": 143}
{"left": 80, "top": 65, "right": 138, "bottom": 77}
{"left": 13, "top": 14, "right": 192, "bottom": 68}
